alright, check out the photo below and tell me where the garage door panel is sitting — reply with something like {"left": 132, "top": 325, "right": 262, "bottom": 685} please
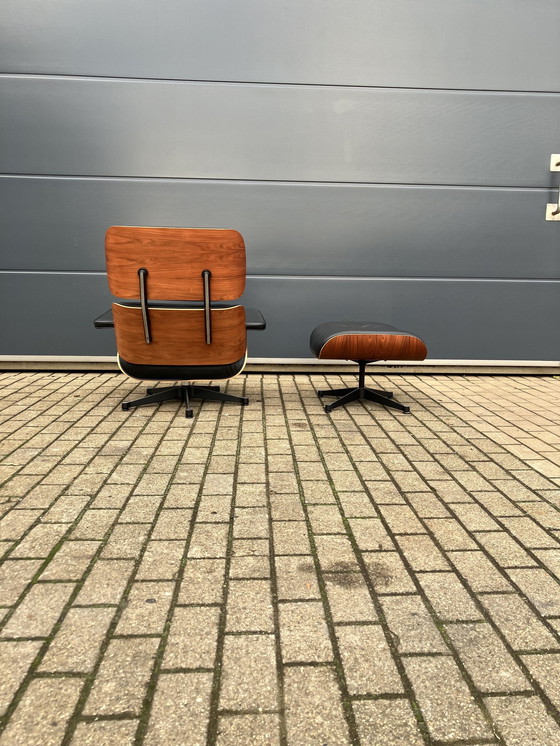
{"left": 1, "top": 273, "right": 558, "bottom": 361}
{"left": 1, "top": 78, "right": 558, "bottom": 187}
{"left": 1, "top": 0, "right": 558, "bottom": 92}
{"left": 1, "top": 177, "right": 557, "bottom": 279}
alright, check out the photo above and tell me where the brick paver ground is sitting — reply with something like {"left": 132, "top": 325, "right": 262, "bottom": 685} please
{"left": 0, "top": 370, "right": 560, "bottom": 745}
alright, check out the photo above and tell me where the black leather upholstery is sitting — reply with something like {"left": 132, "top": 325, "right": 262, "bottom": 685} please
{"left": 118, "top": 354, "right": 246, "bottom": 382}
{"left": 310, "top": 321, "right": 418, "bottom": 358}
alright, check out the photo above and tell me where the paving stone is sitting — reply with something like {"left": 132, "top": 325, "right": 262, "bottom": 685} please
{"left": 377, "top": 504, "right": 425, "bottom": 534}
{"left": 101, "top": 524, "right": 150, "bottom": 559}
{"left": 301, "top": 480, "right": 337, "bottom": 503}
{"left": 336, "top": 624, "right": 402, "bottom": 695}
{"left": 447, "top": 550, "right": 512, "bottom": 593}
{"left": 229, "top": 554, "right": 270, "bottom": 579}
{"left": 268, "top": 494, "right": 305, "bottom": 521}
{"left": 0, "top": 677, "right": 83, "bottom": 746}
{"left": 71, "top": 509, "right": 118, "bottom": 539}
{"left": 163, "top": 606, "right": 220, "bottom": 669}
{"left": 216, "top": 714, "right": 280, "bottom": 746}
{"left": 39, "top": 540, "right": 100, "bottom": 580}
{"left": 522, "top": 501, "right": 560, "bottom": 530}
{"left": 485, "top": 694, "right": 560, "bottom": 746}
{"left": 279, "top": 601, "right": 332, "bottom": 662}
{"left": 233, "top": 507, "right": 269, "bottom": 538}
{"left": 219, "top": 634, "right": 278, "bottom": 710}
{"left": 151, "top": 509, "right": 193, "bottom": 540}
{"left": 163, "top": 484, "right": 199, "bottom": 508}
{"left": 178, "top": 559, "right": 226, "bottom": 604}
{"left": 380, "top": 595, "right": 447, "bottom": 653}
{"left": 144, "top": 672, "right": 213, "bottom": 746}
{"left": 70, "top": 720, "right": 138, "bottom": 746}
{"left": 275, "top": 556, "right": 321, "bottom": 600}
{"left": 520, "top": 653, "right": 560, "bottom": 710}
{"left": 337, "top": 492, "right": 377, "bottom": 518}
{"left": 188, "top": 523, "right": 229, "bottom": 558}
{"left": 119, "top": 496, "right": 163, "bottom": 523}
{"left": 353, "top": 699, "right": 424, "bottom": 746}
{"left": 136, "top": 540, "right": 186, "bottom": 580}
{"left": 479, "top": 593, "right": 558, "bottom": 650}
{"left": 315, "top": 534, "right": 358, "bottom": 570}
{"left": 1, "top": 582, "right": 74, "bottom": 638}
{"left": 424, "top": 517, "right": 478, "bottom": 550}
{"left": 476, "top": 531, "right": 536, "bottom": 567}
{"left": 9, "top": 523, "right": 68, "bottom": 558}
{"left": 348, "top": 518, "right": 394, "bottom": 551}
{"left": 0, "top": 639, "right": 42, "bottom": 716}
{"left": 501, "top": 516, "right": 559, "bottom": 548}
{"left": 447, "top": 622, "right": 529, "bottom": 693}
{"left": 507, "top": 567, "right": 560, "bottom": 616}
{"left": 307, "top": 504, "right": 345, "bottom": 534}
{"left": 363, "top": 552, "right": 416, "bottom": 593}
{"left": 0, "top": 560, "right": 42, "bottom": 605}
{"left": 407, "top": 492, "right": 450, "bottom": 518}
{"left": 41, "top": 495, "right": 89, "bottom": 523}
{"left": 404, "top": 656, "right": 492, "bottom": 742}
{"left": 417, "top": 572, "right": 482, "bottom": 621}
{"left": 115, "top": 581, "right": 174, "bottom": 635}
{"left": 226, "top": 579, "right": 273, "bottom": 632}
{"left": 83, "top": 636, "right": 159, "bottom": 715}
{"left": 475, "top": 491, "right": 524, "bottom": 516}
{"left": 197, "top": 495, "right": 232, "bottom": 522}
{"left": 272, "top": 521, "right": 311, "bottom": 554}
{"left": 75, "top": 559, "right": 135, "bottom": 605}
{"left": 0, "top": 511, "right": 30, "bottom": 544}
{"left": 324, "top": 574, "right": 377, "bottom": 623}
{"left": 395, "top": 534, "right": 450, "bottom": 571}
{"left": 40, "top": 606, "right": 115, "bottom": 672}
{"left": 284, "top": 666, "right": 350, "bottom": 745}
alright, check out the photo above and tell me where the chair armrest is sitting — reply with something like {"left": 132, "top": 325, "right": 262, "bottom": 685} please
{"left": 93, "top": 310, "right": 114, "bottom": 328}
{"left": 94, "top": 306, "right": 266, "bottom": 330}
{"left": 245, "top": 308, "right": 266, "bottom": 330}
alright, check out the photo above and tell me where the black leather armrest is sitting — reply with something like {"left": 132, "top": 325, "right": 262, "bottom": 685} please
{"left": 94, "top": 306, "right": 266, "bottom": 330}
{"left": 245, "top": 308, "right": 266, "bottom": 330}
{"left": 93, "top": 310, "right": 115, "bottom": 328}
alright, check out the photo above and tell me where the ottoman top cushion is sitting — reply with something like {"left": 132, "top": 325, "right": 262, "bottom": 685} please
{"left": 310, "top": 321, "right": 427, "bottom": 361}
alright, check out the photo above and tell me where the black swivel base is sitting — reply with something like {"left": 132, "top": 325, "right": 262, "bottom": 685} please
{"left": 122, "top": 384, "right": 249, "bottom": 418}
{"left": 317, "top": 361, "right": 410, "bottom": 414}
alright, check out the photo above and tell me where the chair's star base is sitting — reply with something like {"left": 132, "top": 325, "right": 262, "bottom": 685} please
{"left": 122, "top": 384, "right": 248, "bottom": 418}
{"left": 318, "top": 384, "right": 409, "bottom": 413}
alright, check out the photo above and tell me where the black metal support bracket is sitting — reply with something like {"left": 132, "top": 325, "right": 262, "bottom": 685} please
{"left": 202, "top": 269, "right": 212, "bottom": 344}
{"left": 138, "top": 268, "right": 151, "bottom": 344}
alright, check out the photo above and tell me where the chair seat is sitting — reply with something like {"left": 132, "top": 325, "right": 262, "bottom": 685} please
{"left": 310, "top": 321, "right": 427, "bottom": 361}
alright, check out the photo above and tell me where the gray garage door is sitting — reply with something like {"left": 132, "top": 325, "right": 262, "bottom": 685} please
{"left": 1, "top": 0, "right": 559, "bottom": 362}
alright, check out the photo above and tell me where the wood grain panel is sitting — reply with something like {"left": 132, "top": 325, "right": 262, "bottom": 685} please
{"left": 112, "top": 304, "right": 246, "bottom": 365}
{"left": 106, "top": 226, "right": 246, "bottom": 300}
{"left": 318, "top": 333, "right": 427, "bottom": 361}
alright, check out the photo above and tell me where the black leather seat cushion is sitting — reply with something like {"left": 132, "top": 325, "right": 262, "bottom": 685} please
{"left": 118, "top": 354, "right": 246, "bottom": 382}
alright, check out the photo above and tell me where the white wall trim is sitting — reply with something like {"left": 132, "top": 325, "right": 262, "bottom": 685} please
{"left": 0, "top": 355, "right": 558, "bottom": 367}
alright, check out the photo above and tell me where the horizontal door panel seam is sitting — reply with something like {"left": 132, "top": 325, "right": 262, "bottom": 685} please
{"left": 0, "top": 173, "right": 555, "bottom": 192}
{"left": 2, "top": 72, "right": 560, "bottom": 98}
{"left": 2, "top": 270, "right": 559, "bottom": 284}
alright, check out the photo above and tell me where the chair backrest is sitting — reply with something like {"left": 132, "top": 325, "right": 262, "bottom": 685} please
{"left": 105, "top": 226, "right": 247, "bottom": 367}
{"left": 106, "top": 226, "right": 246, "bottom": 301}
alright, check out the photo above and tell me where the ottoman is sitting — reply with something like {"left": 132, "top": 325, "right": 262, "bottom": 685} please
{"left": 310, "top": 321, "right": 427, "bottom": 413}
